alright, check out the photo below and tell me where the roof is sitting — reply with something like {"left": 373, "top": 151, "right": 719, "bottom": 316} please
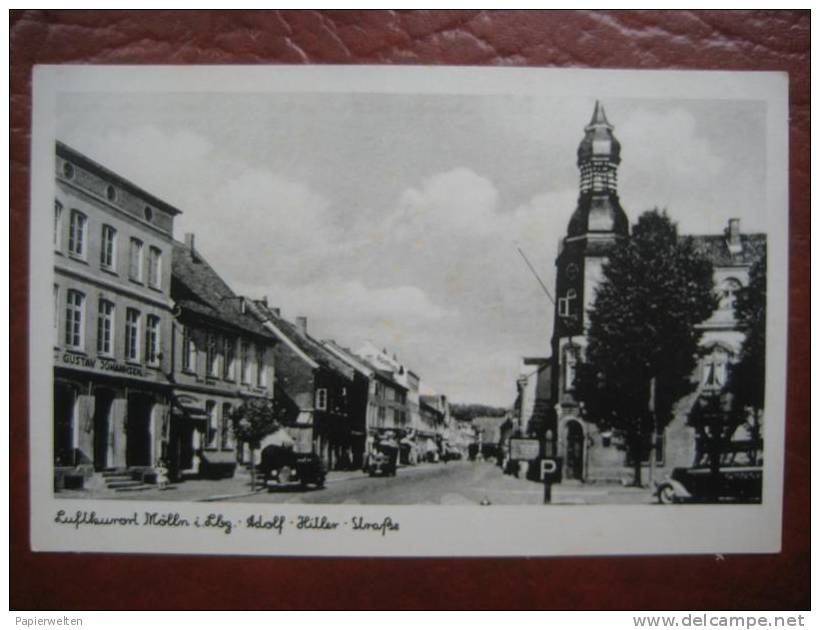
{"left": 171, "top": 241, "right": 274, "bottom": 339}
{"left": 687, "top": 233, "right": 766, "bottom": 267}
{"left": 250, "top": 302, "right": 354, "bottom": 381}
{"left": 57, "top": 141, "right": 182, "bottom": 217}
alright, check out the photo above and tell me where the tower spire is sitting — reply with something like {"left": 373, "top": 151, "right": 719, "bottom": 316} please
{"left": 566, "top": 101, "right": 628, "bottom": 238}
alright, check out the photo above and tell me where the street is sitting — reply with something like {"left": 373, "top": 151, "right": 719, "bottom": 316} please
{"left": 224, "top": 460, "right": 654, "bottom": 506}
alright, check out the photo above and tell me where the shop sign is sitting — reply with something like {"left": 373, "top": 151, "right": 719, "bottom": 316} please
{"left": 509, "top": 437, "right": 540, "bottom": 461}
{"left": 58, "top": 352, "right": 145, "bottom": 378}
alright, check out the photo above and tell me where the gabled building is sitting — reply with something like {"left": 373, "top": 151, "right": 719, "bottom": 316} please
{"left": 514, "top": 357, "right": 552, "bottom": 439}
{"left": 53, "top": 142, "right": 179, "bottom": 491}
{"left": 168, "top": 234, "right": 277, "bottom": 480}
{"left": 248, "top": 304, "right": 357, "bottom": 470}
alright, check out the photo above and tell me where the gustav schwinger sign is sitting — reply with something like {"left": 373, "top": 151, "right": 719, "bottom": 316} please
{"left": 58, "top": 351, "right": 146, "bottom": 378}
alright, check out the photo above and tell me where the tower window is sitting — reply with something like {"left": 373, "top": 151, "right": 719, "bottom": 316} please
{"left": 558, "top": 289, "right": 577, "bottom": 318}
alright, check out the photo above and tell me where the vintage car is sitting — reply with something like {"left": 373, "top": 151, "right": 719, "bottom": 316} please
{"left": 366, "top": 439, "right": 399, "bottom": 477}
{"left": 441, "top": 443, "right": 463, "bottom": 462}
{"left": 259, "top": 443, "right": 327, "bottom": 491}
{"left": 655, "top": 440, "right": 763, "bottom": 504}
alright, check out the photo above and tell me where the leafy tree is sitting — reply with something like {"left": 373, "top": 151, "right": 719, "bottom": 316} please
{"left": 450, "top": 403, "right": 508, "bottom": 423}
{"left": 574, "top": 209, "right": 717, "bottom": 486}
{"left": 231, "top": 397, "right": 279, "bottom": 487}
{"left": 728, "top": 249, "right": 767, "bottom": 439}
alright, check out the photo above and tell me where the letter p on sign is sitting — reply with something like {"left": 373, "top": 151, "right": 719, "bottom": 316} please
{"left": 540, "top": 457, "right": 562, "bottom": 483}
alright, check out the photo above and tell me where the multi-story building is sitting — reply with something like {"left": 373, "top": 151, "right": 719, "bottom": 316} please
{"left": 248, "top": 304, "right": 357, "bottom": 470}
{"left": 53, "top": 142, "right": 179, "bottom": 490}
{"left": 513, "top": 357, "right": 552, "bottom": 439}
{"left": 548, "top": 103, "right": 766, "bottom": 483}
{"left": 167, "top": 235, "right": 277, "bottom": 480}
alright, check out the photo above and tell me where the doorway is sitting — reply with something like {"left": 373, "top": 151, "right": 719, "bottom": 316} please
{"left": 168, "top": 413, "right": 195, "bottom": 480}
{"left": 126, "top": 393, "right": 153, "bottom": 467}
{"left": 93, "top": 389, "right": 115, "bottom": 470}
{"left": 565, "top": 420, "right": 585, "bottom": 480}
{"left": 53, "top": 382, "right": 77, "bottom": 467}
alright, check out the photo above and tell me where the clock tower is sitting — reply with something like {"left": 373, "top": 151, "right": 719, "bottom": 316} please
{"left": 549, "top": 101, "right": 630, "bottom": 479}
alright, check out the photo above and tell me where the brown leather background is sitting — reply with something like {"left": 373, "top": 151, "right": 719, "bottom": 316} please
{"left": 10, "top": 10, "right": 810, "bottom": 610}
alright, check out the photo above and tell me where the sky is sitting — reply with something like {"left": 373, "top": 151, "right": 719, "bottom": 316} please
{"left": 56, "top": 90, "right": 767, "bottom": 406}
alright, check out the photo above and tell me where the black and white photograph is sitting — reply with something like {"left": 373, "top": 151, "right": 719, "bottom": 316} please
{"left": 28, "top": 66, "right": 789, "bottom": 556}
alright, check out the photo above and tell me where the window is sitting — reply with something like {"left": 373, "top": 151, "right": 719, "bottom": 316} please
{"left": 54, "top": 201, "right": 63, "bottom": 251}
{"left": 393, "top": 409, "right": 401, "bottom": 425}
{"left": 702, "top": 348, "right": 730, "bottom": 391}
{"left": 145, "top": 315, "right": 161, "bottom": 366}
{"left": 53, "top": 284, "right": 59, "bottom": 342}
{"left": 144, "top": 206, "right": 154, "bottom": 222}
{"left": 147, "top": 246, "right": 162, "bottom": 288}
{"left": 105, "top": 185, "right": 117, "bottom": 202}
{"left": 129, "top": 238, "right": 143, "bottom": 282}
{"left": 62, "top": 162, "right": 74, "bottom": 179}
{"left": 97, "top": 299, "right": 115, "bottom": 356}
{"left": 207, "top": 333, "right": 220, "bottom": 377}
{"left": 377, "top": 406, "right": 386, "bottom": 422}
{"left": 315, "top": 388, "right": 327, "bottom": 411}
{"left": 240, "top": 339, "right": 251, "bottom": 384}
{"left": 64, "top": 290, "right": 85, "bottom": 350}
{"left": 563, "top": 345, "right": 579, "bottom": 392}
{"left": 221, "top": 403, "right": 233, "bottom": 449}
{"left": 256, "top": 344, "right": 266, "bottom": 387}
{"left": 558, "top": 288, "right": 577, "bottom": 319}
{"left": 125, "top": 308, "right": 140, "bottom": 362}
{"left": 205, "top": 401, "right": 217, "bottom": 448}
{"left": 182, "top": 326, "right": 197, "bottom": 372}
{"left": 223, "top": 337, "right": 236, "bottom": 380}
{"left": 68, "top": 210, "right": 87, "bottom": 258}
{"left": 100, "top": 225, "right": 117, "bottom": 270}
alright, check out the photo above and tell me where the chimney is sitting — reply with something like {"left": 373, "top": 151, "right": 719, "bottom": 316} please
{"left": 261, "top": 295, "right": 268, "bottom": 307}
{"left": 296, "top": 316, "right": 308, "bottom": 335}
{"left": 238, "top": 296, "right": 246, "bottom": 314}
{"left": 272, "top": 307, "right": 281, "bottom": 318}
{"left": 726, "top": 218, "right": 742, "bottom": 254}
{"left": 184, "top": 232, "right": 195, "bottom": 252}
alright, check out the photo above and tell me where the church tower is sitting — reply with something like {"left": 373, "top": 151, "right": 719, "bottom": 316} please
{"left": 549, "top": 101, "right": 630, "bottom": 480}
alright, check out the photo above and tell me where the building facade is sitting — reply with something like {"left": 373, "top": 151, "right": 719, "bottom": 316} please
{"left": 548, "top": 103, "right": 766, "bottom": 484}
{"left": 168, "top": 235, "right": 277, "bottom": 480}
{"left": 249, "top": 305, "right": 357, "bottom": 470}
{"left": 53, "top": 142, "right": 179, "bottom": 490}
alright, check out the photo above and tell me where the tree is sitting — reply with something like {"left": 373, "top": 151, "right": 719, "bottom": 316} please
{"left": 728, "top": 249, "right": 767, "bottom": 440}
{"left": 231, "top": 397, "right": 279, "bottom": 488}
{"left": 574, "top": 210, "right": 717, "bottom": 486}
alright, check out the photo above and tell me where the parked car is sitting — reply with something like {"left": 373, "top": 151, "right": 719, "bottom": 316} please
{"left": 259, "top": 444, "right": 326, "bottom": 491}
{"left": 366, "top": 439, "right": 398, "bottom": 477}
{"left": 655, "top": 440, "right": 763, "bottom": 504}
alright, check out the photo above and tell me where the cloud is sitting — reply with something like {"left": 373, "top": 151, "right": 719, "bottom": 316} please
{"left": 617, "top": 108, "right": 724, "bottom": 186}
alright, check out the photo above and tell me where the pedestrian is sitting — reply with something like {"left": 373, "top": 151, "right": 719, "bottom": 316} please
{"left": 155, "top": 458, "right": 169, "bottom": 490}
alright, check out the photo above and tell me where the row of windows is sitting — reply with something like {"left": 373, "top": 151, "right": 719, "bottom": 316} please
{"left": 375, "top": 406, "right": 407, "bottom": 425}
{"left": 55, "top": 201, "right": 163, "bottom": 289}
{"left": 205, "top": 401, "right": 234, "bottom": 450}
{"left": 55, "top": 286, "right": 161, "bottom": 364}
{"left": 181, "top": 327, "right": 268, "bottom": 387}
{"left": 373, "top": 381, "right": 407, "bottom": 405}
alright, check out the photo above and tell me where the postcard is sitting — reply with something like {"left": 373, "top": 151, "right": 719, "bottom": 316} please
{"left": 29, "top": 65, "right": 788, "bottom": 555}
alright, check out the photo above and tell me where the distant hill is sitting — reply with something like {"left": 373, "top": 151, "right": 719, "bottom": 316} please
{"left": 450, "top": 403, "right": 508, "bottom": 423}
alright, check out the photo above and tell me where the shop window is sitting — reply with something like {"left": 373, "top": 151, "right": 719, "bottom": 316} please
{"left": 97, "top": 299, "right": 115, "bottom": 356}
{"left": 125, "top": 308, "right": 140, "bottom": 362}
{"left": 205, "top": 401, "right": 217, "bottom": 448}
{"left": 64, "top": 290, "right": 85, "bottom": 350}
{"left": 315, "top": 388, "right": 327, "bottom": 411}
{"left": 148, "top": 246, "right": 162, "bottom": 289}
{"left": 145, "top": 315, "right": 161, "bottom": 366}
{"left": 129, "top": 238, "right": 144, "bottom": 282}
{"left": 54, "top": 201, "right": 63, "bottom": 251}
{"left": 100, "top": 225, "right": 117, "bottom": 271}
{"left": 221, "top": 403, "right": 233, "bottom": 449}
{"left": 68, "top": 210, "right": 87, "bottom": 258}
{"left": 182, "top": 326, "right": 197, "bottom": 372}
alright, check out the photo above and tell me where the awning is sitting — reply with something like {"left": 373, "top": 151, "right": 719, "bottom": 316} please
{"left": 172, "top": 393, "right": 209, "bottom": 421}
